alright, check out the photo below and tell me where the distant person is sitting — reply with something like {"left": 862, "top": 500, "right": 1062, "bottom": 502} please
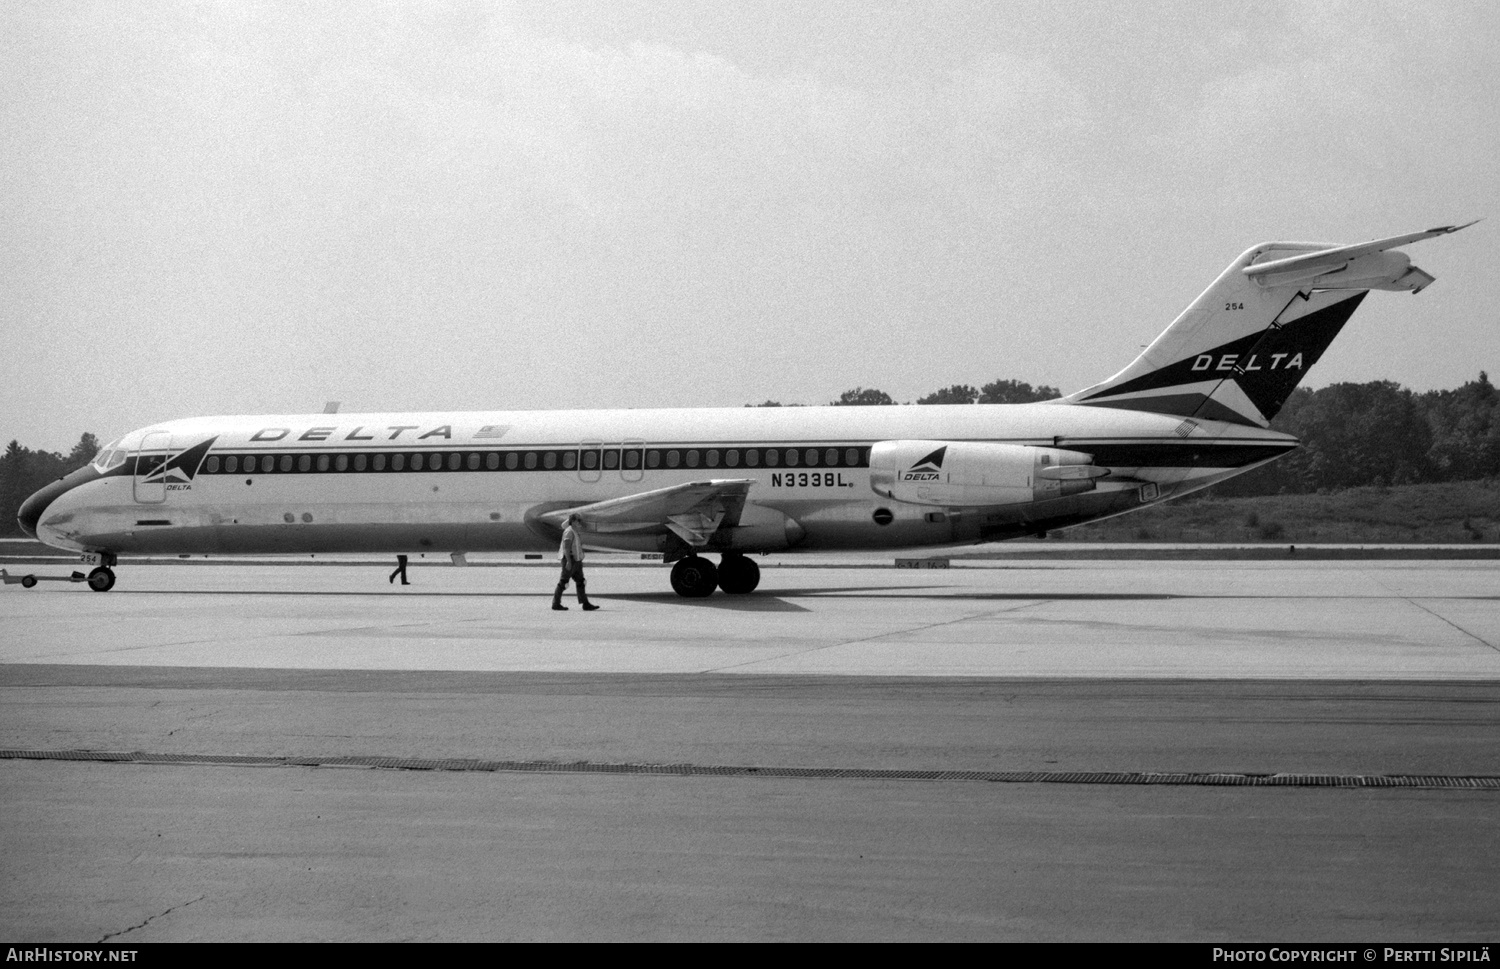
{"left": 388, "top": 554, "right": 410, "bottom": 585}
{"left": 553, "top": 513, "right": 598, "bottom": 611}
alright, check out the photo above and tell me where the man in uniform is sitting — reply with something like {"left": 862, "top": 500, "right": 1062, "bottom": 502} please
{"left": 553, "top": 513, "right": 598, "bottom": 611}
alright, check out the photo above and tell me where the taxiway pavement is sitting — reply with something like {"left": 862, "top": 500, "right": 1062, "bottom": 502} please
{"left": 2, "top": 558, "right": 1498, "bottom": 941}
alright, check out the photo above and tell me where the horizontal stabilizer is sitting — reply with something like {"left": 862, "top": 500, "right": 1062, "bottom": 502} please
{"left": 1243, "top": 221, "right": 1476, "bottom": 293}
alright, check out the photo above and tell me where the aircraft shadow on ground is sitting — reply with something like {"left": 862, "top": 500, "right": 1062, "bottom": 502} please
{"left": 584, "top": 591, "right": 811, "bottom": 612}
{"left": 112, "top": 586, "right": 1184, "bottom": 603}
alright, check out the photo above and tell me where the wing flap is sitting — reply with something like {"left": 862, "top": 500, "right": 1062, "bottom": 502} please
{"left": 537, "top": 479, "right": 757, "bottom": 547}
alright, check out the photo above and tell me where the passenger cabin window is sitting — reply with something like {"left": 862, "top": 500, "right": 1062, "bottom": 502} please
{"left": 562, "top": 451, "right": 577, "bottom": 470}
{"left": 706, "top": 449, "right": 719, "bottom": 468}
{"left": 298, "top": 455, "right": 311, "bottom": 472}
{"left": 602, "top": 450, "right": 619, "bottom": 470}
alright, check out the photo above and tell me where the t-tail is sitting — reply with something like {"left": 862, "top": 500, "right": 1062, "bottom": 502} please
{"left": 1062, "top": 222, "right": 1476, "bottom": 427}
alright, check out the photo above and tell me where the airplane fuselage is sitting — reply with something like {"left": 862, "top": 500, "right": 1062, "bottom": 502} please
{"left": 25, "top": 402, "right": 1292, "bottom": 560}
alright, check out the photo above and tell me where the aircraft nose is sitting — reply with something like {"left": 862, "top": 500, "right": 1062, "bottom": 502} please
{"left": 17, "top": 466, "right": 100, "bottom": 539}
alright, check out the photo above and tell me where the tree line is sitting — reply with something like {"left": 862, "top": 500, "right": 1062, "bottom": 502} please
{"left": 755, "top": 373, "right": 1500, "bottom": 495}
{"left": 3, "top": 374, "right": 1497, "bottom": 536}
{"left": 1, "top": 434, "right": 100, "bottom": 537}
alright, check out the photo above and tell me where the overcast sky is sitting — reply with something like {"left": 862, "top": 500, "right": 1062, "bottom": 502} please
{"left": 2, "top": 0, "right": 1495, "bottom": 451}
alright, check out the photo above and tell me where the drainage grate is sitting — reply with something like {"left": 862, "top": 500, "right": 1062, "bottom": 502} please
{"left": 3, "top": 748, "right": 1499, "bottom": 789}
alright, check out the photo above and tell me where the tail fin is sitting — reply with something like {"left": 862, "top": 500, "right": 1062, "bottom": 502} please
{"left": 1063, "top": 223, "right": 1474, "bottom": 427}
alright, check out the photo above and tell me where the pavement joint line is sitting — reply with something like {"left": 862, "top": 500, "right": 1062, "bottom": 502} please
{"left": 697, "top": 607, "right": 1009, "bottom": 674}
{"left": 4, "top": 748, "right": 1498, "bottom": 789}
{"left": 1378, "top": 579, "right": 1500, "bottom": 654}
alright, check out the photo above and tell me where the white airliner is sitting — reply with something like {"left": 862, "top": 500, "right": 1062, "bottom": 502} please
{"left": 18, "top": 224, "right": 1472, "bottom": 596}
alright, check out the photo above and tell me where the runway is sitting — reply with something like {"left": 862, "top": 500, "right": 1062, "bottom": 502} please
{"left": 2, "top": 558, "right": 1498, "bottom": 940}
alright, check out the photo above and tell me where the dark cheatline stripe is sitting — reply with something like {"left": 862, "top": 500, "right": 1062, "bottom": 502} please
{"left": 3, "top": 749, "right": 1496, "bottom": 789}
{"left": 1075, "top": 441, "right": 1295, "bottom": 468}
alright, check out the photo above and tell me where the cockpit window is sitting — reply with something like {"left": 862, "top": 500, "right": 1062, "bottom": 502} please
{"left": 92, "top": 439, "right": 126, "bottom": 472}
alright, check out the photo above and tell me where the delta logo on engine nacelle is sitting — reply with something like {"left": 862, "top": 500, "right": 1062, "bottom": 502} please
{"left": 899, "top": 446, "right": 947, "bottom": 482}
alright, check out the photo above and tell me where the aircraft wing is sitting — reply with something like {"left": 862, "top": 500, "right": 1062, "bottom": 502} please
{"left": 536, "top": 479, "right": 757, "bottom": 547}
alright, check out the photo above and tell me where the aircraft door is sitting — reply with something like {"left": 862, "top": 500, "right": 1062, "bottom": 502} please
{"left": 578, "top": 441, "right": 602, "bottom": 483}
{"left": 621, "top": 440, "right": 644, "bottom": 482}
{"left": 132, "top": 431, "right": 172, "bottom": 504}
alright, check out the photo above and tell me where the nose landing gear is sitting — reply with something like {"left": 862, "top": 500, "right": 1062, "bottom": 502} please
{"left": 86, "top": 566, "right": 116, "bottom": 592}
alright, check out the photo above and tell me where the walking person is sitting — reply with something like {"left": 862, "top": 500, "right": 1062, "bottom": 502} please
{"left": 388, "top": 554, "right": 410, "bottom": 585}
{"left": 552, "top": 513, "right": 598, "bottom": 611}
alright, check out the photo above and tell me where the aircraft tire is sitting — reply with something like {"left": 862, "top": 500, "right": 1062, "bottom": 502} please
{"left": 670, "top": 556, "right": 718, "bottom": 598}
{"left": 87, "top": 566, "right": 115, "bottom": 593}
{"left": 718, "top": 555, "right": 760, "bottom": 594}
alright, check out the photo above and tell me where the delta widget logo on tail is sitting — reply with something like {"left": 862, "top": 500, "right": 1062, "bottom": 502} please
{"left": 900, "top": 446, "right": 947, "bottom": 482}
{"left": 139, "top": 437, "right": 218, "bottom": 484}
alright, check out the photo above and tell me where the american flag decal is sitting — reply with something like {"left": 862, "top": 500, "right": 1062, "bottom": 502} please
{"left": 1175, "top": 419, "right": 1198, "bottom": 438}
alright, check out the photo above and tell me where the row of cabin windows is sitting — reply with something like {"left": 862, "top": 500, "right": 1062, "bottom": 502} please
{"left": 201, "top": 446, "right": 871, "bottom": 476}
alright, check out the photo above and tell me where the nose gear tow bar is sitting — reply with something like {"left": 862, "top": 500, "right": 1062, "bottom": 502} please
{"left": 2, "top": 568, "right": 87, "bottom": 589}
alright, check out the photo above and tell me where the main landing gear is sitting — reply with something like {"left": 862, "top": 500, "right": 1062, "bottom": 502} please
{"left": 669, "top": 553, "right": 761, "bottom": 598}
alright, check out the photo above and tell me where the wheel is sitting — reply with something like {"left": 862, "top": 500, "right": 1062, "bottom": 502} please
{"left": 87, "top": 566, "right": 115, "bottom": 592}
{"left": 670, "top": 556, "right": 718, "bottom": 598}
{"left": 21, "top": 575, "right": 37, "bottom": 588}
{"left": 717, "top": 555, "right": 760, "bottom": 594}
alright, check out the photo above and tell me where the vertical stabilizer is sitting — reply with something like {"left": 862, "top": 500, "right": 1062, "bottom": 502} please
{"left": 1063, "top": 223, "right": 1473, "bottom": 427}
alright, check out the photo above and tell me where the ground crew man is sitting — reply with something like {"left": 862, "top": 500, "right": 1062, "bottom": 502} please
{"left": 388, "top": 554, "right": 410, "bottom": 585}
{"left": 553, "top": 513, "right": 598, "bottom": 611}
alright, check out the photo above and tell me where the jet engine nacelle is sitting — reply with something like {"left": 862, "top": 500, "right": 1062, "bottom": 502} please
{"left": 721, "top": 502, "right": 806, "bottom": 552}
{"left": 869, "top": 440, "right": 1107, "bottom": 507}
